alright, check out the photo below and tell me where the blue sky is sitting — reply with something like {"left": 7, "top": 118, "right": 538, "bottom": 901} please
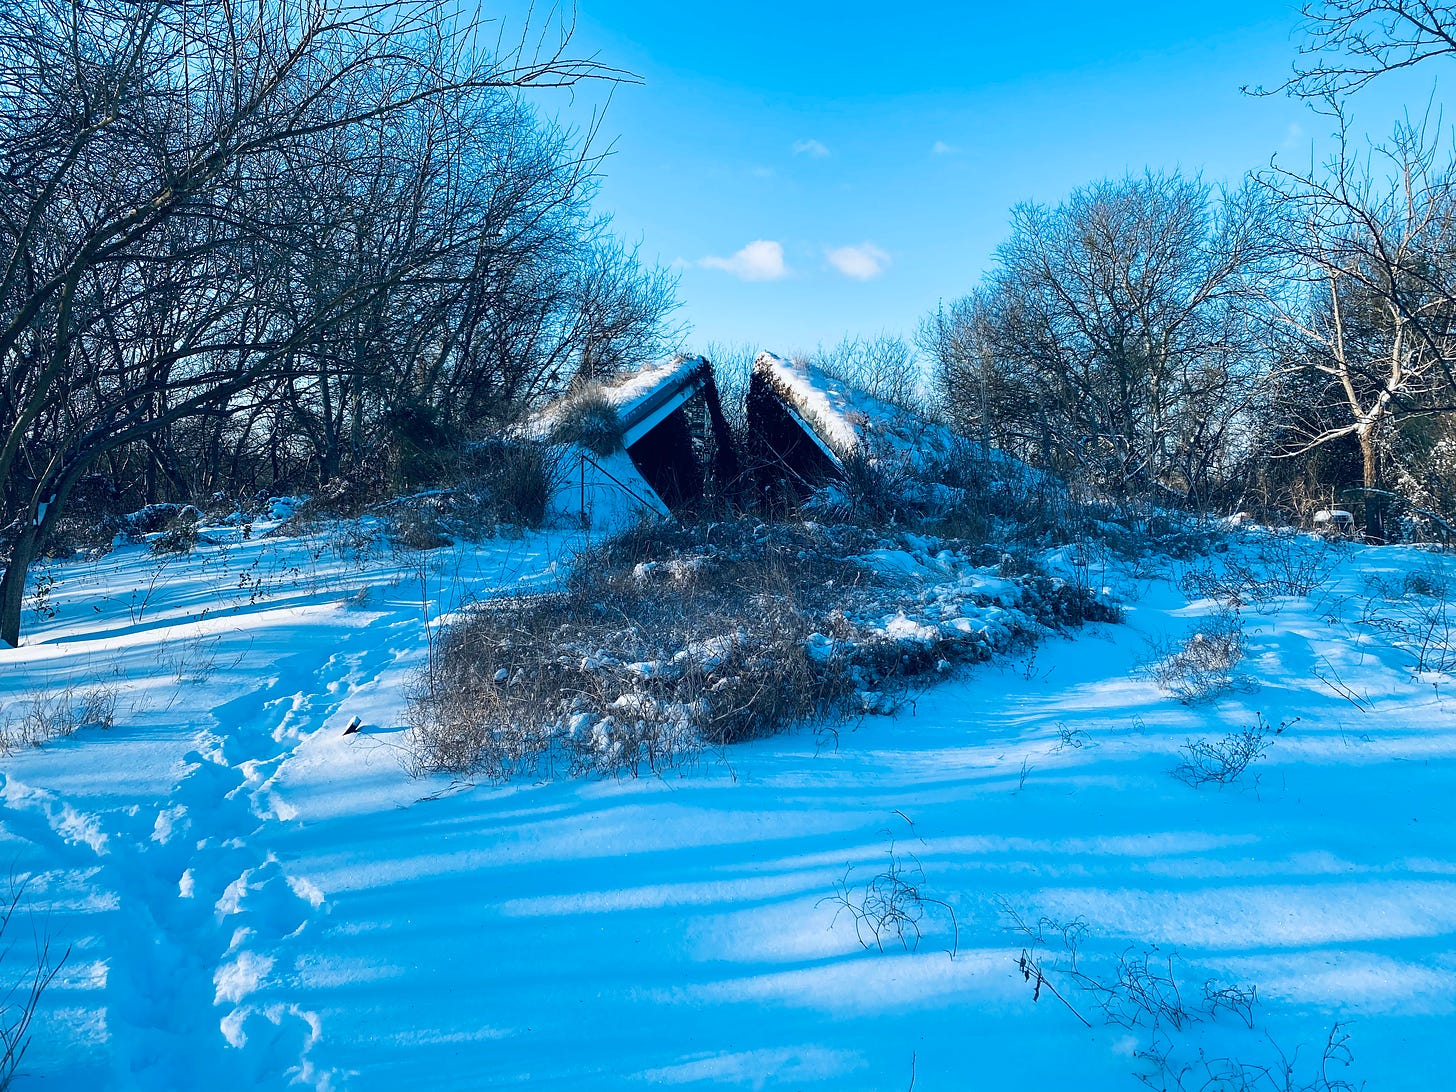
{"left": 510, "top": 2, "right": 1437, "bottom": 357}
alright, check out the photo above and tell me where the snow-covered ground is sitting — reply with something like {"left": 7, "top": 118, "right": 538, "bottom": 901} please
{"left": 2, "top": 519, "right": 1455, "bottom": 1089}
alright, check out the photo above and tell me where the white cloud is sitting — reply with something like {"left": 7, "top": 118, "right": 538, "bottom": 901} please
{"left": 699, "top": 240, "right": 788, "bottom": 281}
{"left": 931, "top": 140, "right": 958, "bottom": 155}
{"left": 825, "top": 243, "right": 890, "bottom": 281}
{"left": 792, "top": 138, "right": 830, "bottom": 158}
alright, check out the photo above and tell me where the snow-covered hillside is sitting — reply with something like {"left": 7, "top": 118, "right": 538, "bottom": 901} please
{"left": 2, "top": 517, "right": 1454, "bottom": 1089}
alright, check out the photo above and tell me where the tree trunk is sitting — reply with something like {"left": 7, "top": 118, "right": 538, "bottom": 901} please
{"left": 0, "top": 523, "right": 35, "bottom": 647}
{"left": 2, "top": 466, "right": 90, "bottom": 646}
{"left": 1359, "top": 430, "right": 1385, "bottom": 542}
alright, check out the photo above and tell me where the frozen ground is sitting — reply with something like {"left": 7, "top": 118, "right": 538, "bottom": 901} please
{"left": 2, "top": 518, "right": 1454, "bottom": 1089}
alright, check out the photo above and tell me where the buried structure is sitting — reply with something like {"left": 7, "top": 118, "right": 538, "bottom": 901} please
{"left": 539, "top": 354, "right": 738, "bottom": 521}
{"left": 539, "top": 349, "right": 959, "bottom": 519}
{"left": 744, "top": 350, "right": 964, "bottom": 509}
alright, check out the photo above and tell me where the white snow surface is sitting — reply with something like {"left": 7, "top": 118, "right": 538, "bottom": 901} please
{"left": 546, "top": 443, "right": 669, "bottom": 531}
{"left": 2, "top": 520, "right": 1456, "bottom": 1089}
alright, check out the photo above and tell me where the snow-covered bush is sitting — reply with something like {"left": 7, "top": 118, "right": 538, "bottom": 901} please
{"left": 376, "top": 459, "right": 565, "bottom": 552}
{"left": 148, "top": 509, "right": 202, "bottom": 554}
{"left": 311, "top": 453, "right": 394, "bottom": 516}
{"left": 830, "top": 446, "right": 918, "bottom": 525}
{"left": 806, "top": 432, "right": 1111, "bottom": 555}
{"left": 405, "top": 517, "right": 1118, "bottom": 780}
{"left": 404, "top": 520, "right": 849, "bottom": 778}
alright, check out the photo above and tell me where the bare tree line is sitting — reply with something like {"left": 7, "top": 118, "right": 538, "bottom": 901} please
{"left": 921, "top": 1, "right": 1456, "bottom": 539}
{"left": 0, "top": 0, "right": 678, "bottom": 646}
{"left": 921, "top": 173, "right": 1276, "bottom": 509}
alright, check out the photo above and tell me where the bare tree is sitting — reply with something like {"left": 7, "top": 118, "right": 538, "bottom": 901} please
{"left": 1257, "top": 110, "right": 1456, "bottom": 537}
{"left": 818, "top": 334, "right": 923, "bottom": 410}
{"left": 925, "top": 172, "right": 1275, "bottom": 505}
{"left": 266, "top": 88, "right": 602, "bottom": 487}
{"left": 919, "top": 291, "right": 1039, "bottom": 460}
{"left": 1279, "top": 1, "right": 1456, "bottom": 98}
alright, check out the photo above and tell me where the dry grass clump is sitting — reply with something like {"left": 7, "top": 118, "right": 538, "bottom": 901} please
{"left": 548, "top": 387, "right": 624, "bottom": 456}
{"left": 406, "top": 518, "right": 1118, "bottom": 780}
{"left": 471, "top": 440, "right": 562, "bottom": 527}
{"left": 406, "top": 521, "right": 864, "bottom": 779}
{"left": 1, "top": 684, "right": 117, "bottom": 755}
{"left": 373, "top": 443, "right": 566, "bottom": 550}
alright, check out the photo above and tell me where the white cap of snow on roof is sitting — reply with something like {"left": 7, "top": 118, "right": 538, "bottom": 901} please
{"left": 752, "top": 351, "right": 955, "bottom": 468}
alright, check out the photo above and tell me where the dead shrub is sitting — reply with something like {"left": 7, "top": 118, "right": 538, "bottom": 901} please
{"left": 2, "top": 878, "right": 68, "bottom": 1090}
{"left": 1174, "top": 712, "right": 1294, "bottom": 786}
{"left": 381, "top": 498, "right": 453, "bottom": 551}
{"left": 120, "top": 503, "right": 193, "bottom": 538}
{"left": 314, "top": 452, "right": 393, "bottom": 516}
{"left": 932, "top": 447, "right": 1105, "bottom": 550}
{"left": 1358, "top": 563, "right": 1456, "bottom": 674}
{"left": 405, "top": 520, "right": 863, "bottom": 778}
{"left": 822, "top": 835, "right": 960, "bottom": 957}
{"left": 38, "top": 513, "right": 122, "bottom": 560}
{"left": 148, "top": 508, "right": 201, "bottom": 554}
{"left": 1181, "top": 531, "right": 1342, "bottom": 607}
{"left": 1003, "top": 903, "right": 1355, "bottom": 1091}
{"left": 1148, "top": 609, "right": 1246, "bottom": 703}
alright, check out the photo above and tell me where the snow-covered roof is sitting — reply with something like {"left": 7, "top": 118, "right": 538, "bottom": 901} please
{"left": 752, "top": 351, "right": 958, "bottom": 468}
{"left": 595, "top": 354, "right": 706, "bottom": 416}
{"left": 526, "top": 355, "right": 709, "bottom": 445}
